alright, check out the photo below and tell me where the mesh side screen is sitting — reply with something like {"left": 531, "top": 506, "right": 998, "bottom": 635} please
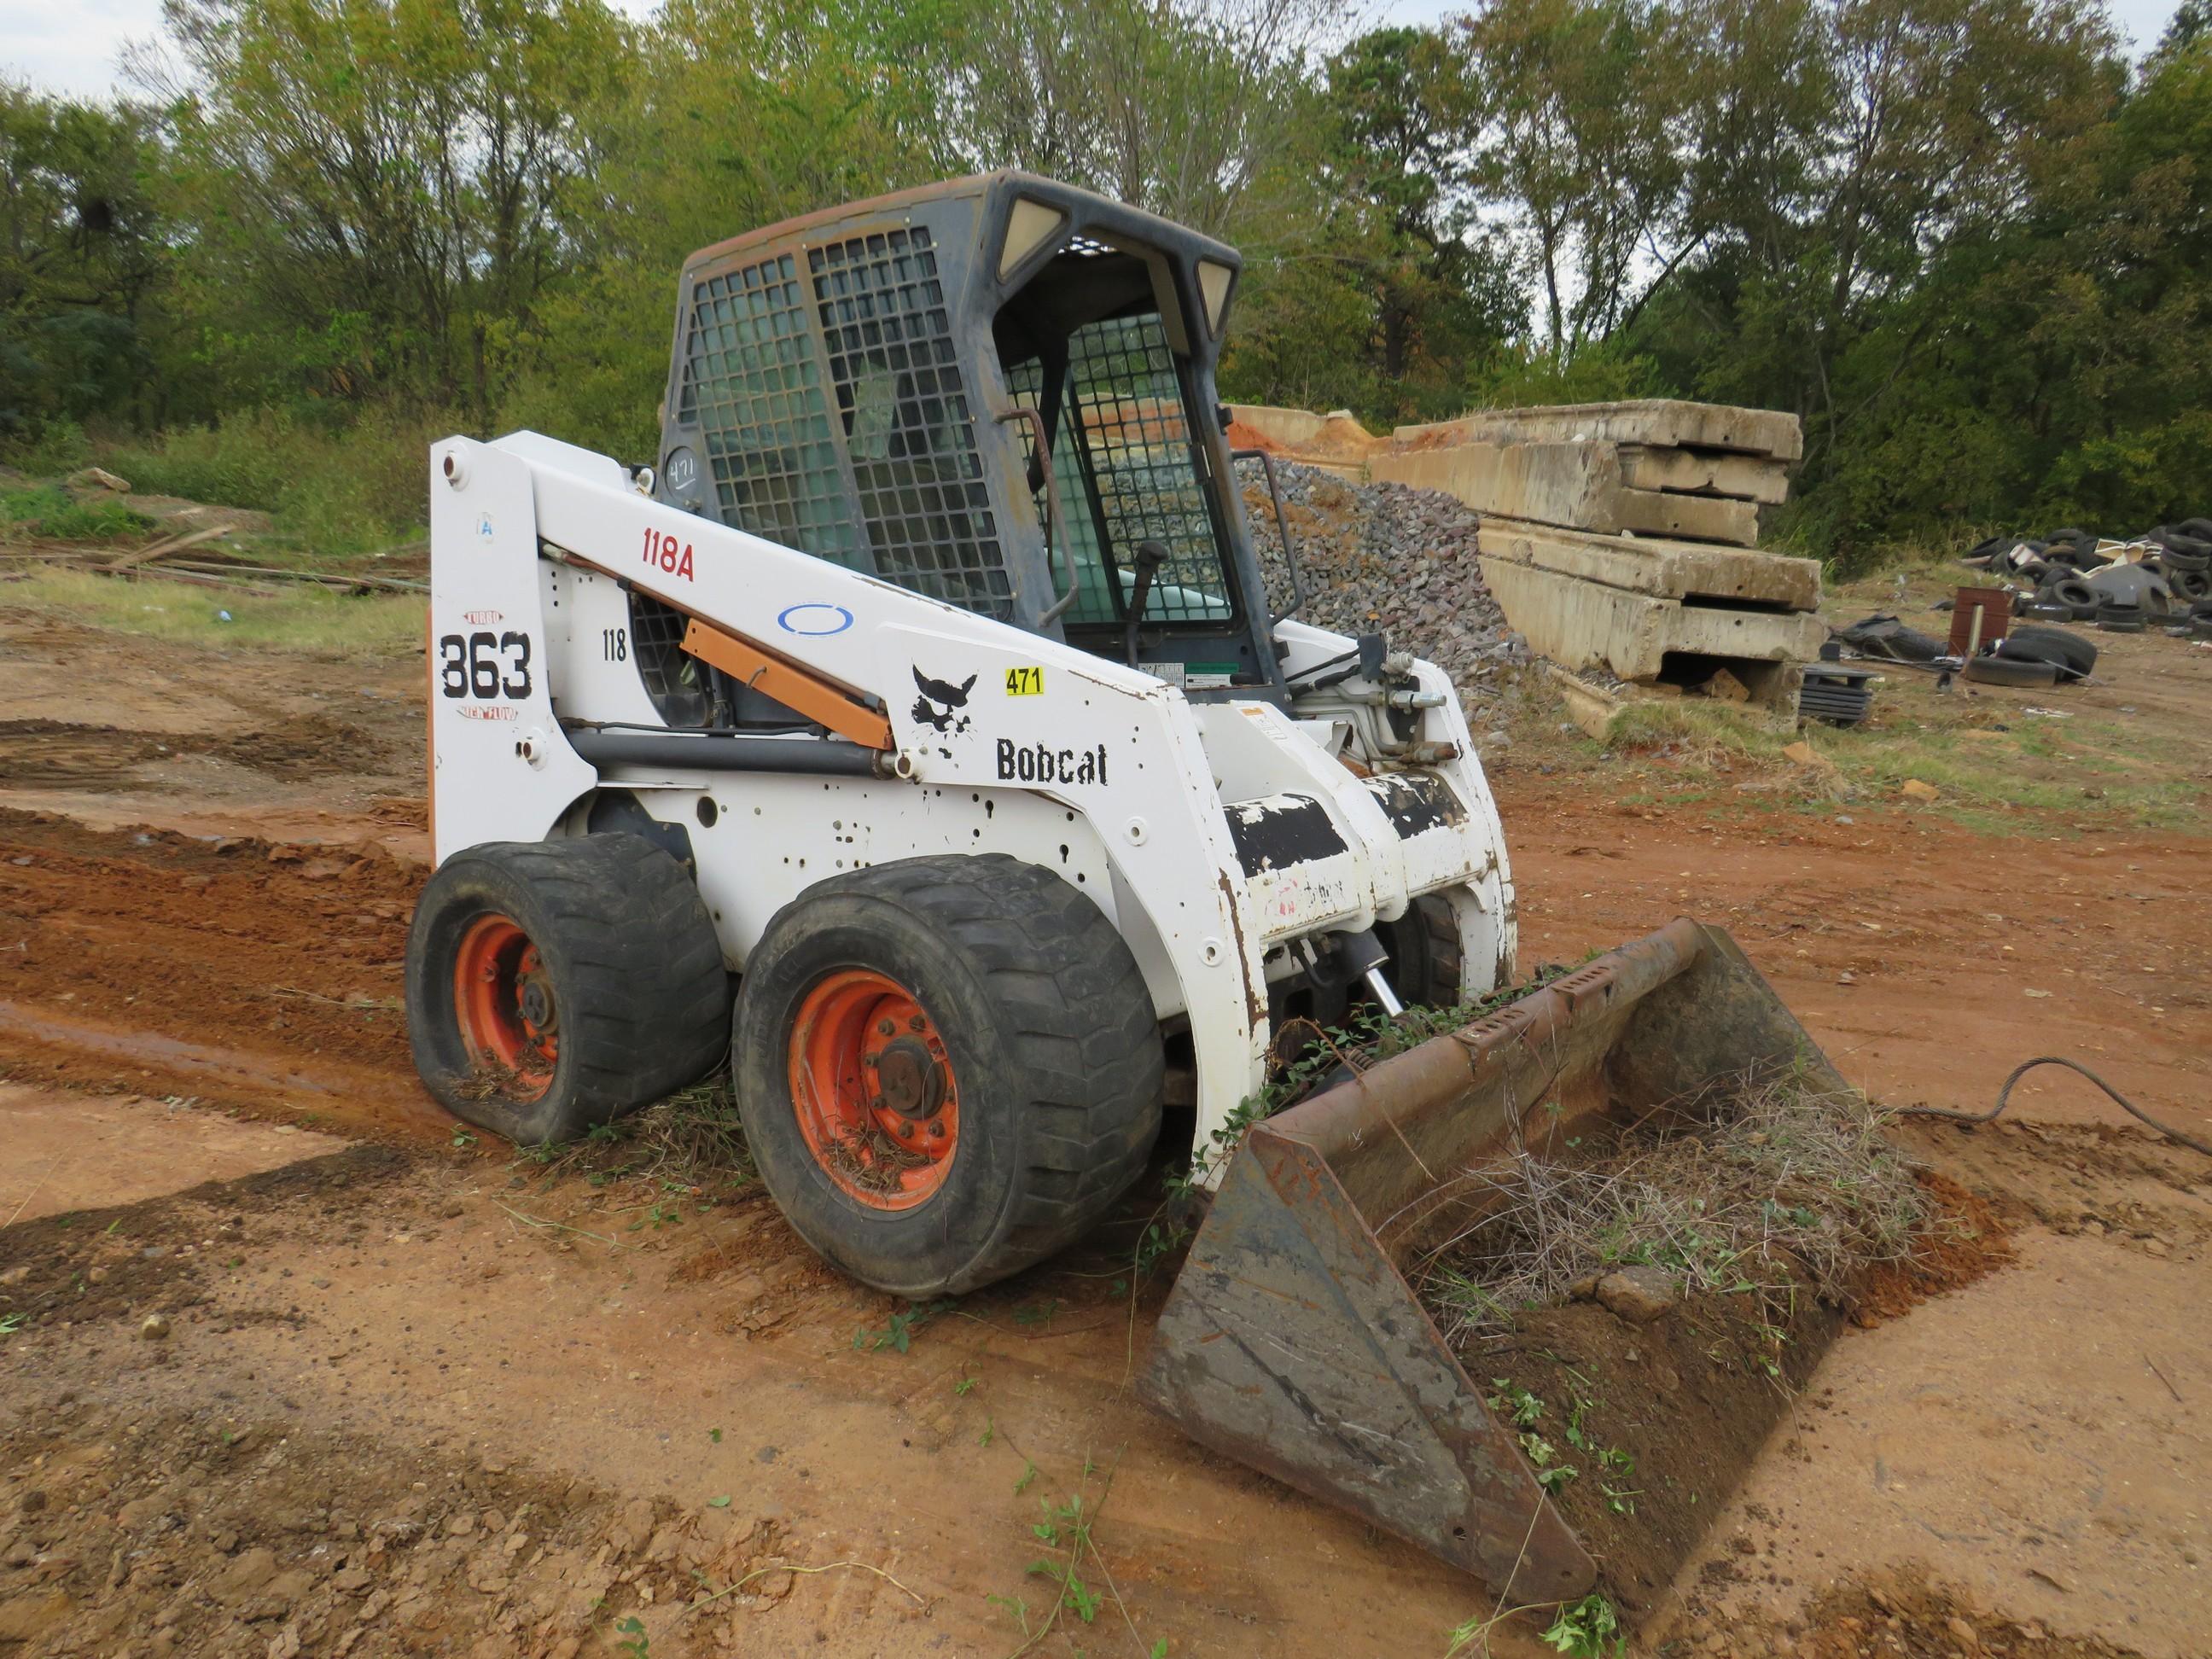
{"left": 1063, "top": 315, "right": 1233, "bottom": 625}
{"left": 628, "top": 591, "right": 712, "bottom": 728}
{"left": 1006, "top": 358, "right": 1116, "bottom": 621}
{"left": 680, "top": 254, "right": 864, "bottom": 568}
{"left": 812, "top": 226, "right": 1012, "bottom": 620}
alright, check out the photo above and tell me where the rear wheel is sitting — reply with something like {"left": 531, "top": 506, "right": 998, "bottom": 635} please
{"left": 406, "top": 834, "right": 731, "bottom": 1144}
{"left": 732, "top": 854, "right": 1162, "bottom": 1297}
{"left": 1377, "top": 893, "right": 1464, "bottom": 1009}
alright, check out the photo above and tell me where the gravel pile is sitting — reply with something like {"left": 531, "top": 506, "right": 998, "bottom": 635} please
{"left": 1237, "top": 458, "right": 1534, "bottom": 704}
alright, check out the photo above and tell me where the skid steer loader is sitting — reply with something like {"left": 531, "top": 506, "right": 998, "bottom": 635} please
{"left": 407, "top": 172, "right": 1843, "bottom": 1602}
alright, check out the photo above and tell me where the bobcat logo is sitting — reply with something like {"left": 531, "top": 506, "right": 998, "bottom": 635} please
{"left": 910, "top": 666, "right": 977, "bottom": 735}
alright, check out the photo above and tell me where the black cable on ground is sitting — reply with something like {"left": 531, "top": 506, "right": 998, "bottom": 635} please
{"left": 1901, "top": 1056, "right": 2212, "bottom": 1157}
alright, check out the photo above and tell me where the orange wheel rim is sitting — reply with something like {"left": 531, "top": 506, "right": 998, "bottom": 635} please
{"left": 452, "top": 913, "right": 557, "bottom": 1100}
{"left": 788, "top": 969, "right": 959, "bottom": 1210}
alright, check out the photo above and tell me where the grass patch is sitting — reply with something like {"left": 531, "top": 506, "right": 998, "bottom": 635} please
{"left": 91, "top": 406, "right": 447, "bottom": 557}
{"left": 2, "top": 482, "right": 154, "bottom": 543}
{"left": 1418, "top": 1071, "right": 1931, "bottom": 1350}
{"left": 1574, "top": 677, "right": 2205, "bottom": 835}
{"left": 0, "top": 567, "right": 423, "bottom": 653}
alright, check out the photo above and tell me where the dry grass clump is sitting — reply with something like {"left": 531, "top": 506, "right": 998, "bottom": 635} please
{"left": 516, "top": 1073, "right": 755, "bottom": 1191}
{"left": 1419, "top": 1071, "right": 1930, "bottom": 1349}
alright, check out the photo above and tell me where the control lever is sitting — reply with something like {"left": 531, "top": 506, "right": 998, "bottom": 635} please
{"left": 1123, "top": 539, "right": 1170, "bottom": 668}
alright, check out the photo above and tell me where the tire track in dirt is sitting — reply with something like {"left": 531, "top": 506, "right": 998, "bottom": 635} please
{"left": 0, "top": 809, "right": 441, "bottom": 1139}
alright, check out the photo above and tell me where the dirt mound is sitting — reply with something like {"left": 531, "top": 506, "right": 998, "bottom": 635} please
{"left": 0, "top": 809, "right": 434, "bottom": 1138}
{"left": 1853, "top": 1170, "right": 2015, "bottom": 1323}
{"left": 1690, "top": 1565, "right": 2161, "bottom": 1659}
{"left": 0, "top": 715, "right": 381, "bottom": 790}
{"left": 0, "top": 1374, "right": 801, "bottom": 1659}
{"left": 1235, "top": 456, "right": 1530, "bottom": 702}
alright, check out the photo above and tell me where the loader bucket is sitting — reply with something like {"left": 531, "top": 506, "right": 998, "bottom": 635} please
{"left": 1139, "top": 917, "right": 1851, "bottom": 1600}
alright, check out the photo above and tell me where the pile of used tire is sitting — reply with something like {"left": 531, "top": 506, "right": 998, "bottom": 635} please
{"left": 1831, "top": 612, "right": 2101, "bottom": 692}
{"left": 1965, "top": 519, "right": 2212, "bottom": 638}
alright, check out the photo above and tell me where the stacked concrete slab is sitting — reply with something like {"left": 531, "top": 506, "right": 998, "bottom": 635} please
{"left": 1367, "top": 400, "right": 1818, "bottom": 707}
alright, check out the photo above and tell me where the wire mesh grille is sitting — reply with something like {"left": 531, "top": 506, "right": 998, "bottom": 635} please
{"left": 627, "top": 591, "right": 713, "bottom": 728}
{"left": 1062, "top": 314, "right": 1232, "bottom": 625}
{"left": 1005, "top": 316, "right": 1235, "bottom": 626}
{"left": 810, "top": 226, "right": 1012, "bottom": 619}
{"left": 679, "top": 254, "right": 864, "bottom": 568}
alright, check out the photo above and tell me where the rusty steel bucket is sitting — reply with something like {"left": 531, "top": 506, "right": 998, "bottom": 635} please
{"left": 1138, "top": 917, "right": 1850, "bottom": 1599}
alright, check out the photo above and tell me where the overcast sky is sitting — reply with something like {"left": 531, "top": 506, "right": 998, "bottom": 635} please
{"left": 3, "top": 0, "right": 2185, "bottom": 102}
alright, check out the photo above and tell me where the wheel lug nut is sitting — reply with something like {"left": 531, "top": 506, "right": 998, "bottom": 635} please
{"left": 908, "top": 1015, "right": 926, "bottom": 1032}
{"left": 870, "top": 1094, "right": 886, "bottom": 1111}
{"left": 928, "top": 1121, "right": 945, "bottom": 1139}
{"left": 877, "top": 1019, "right": 896, "bottom": 1037}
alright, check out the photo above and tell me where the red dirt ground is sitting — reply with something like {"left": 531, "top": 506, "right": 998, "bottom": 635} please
{"left": 0, "top": 614, "right": 2206, "bottom": 1656}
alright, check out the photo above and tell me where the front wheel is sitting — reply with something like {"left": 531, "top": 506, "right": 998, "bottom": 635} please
{"left": 732, "top": 854, "right": 1163, "bottom": 1298}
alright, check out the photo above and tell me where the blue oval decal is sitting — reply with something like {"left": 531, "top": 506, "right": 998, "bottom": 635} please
{"left": 777, "top": 603, "right": 854, "bottom": 637}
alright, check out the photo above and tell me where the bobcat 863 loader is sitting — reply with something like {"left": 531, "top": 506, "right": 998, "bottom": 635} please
{"left": 406, "top": 173, "right": 1846, "bottom": 1601}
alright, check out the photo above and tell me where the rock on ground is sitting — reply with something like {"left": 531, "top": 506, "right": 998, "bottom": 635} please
{"left": 1237, "top": 458, "right": 1532, "bottom": 707}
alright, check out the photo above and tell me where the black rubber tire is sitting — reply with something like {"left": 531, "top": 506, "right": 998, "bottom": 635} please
{"left": 2191, "top": 598, "right": 2212, "bottom": 620}
{"left": 1963, "top": 655, "right": 2059, "bottom": 687}
{"left": 731, "top": 854, "right": 1163, "bottom": 1298}
{"left": 2171, "top": 568, "right": 2212, "bottom": 602}
{"left": 1996, "top": 624, "right": 2098, "bottom": 678}
{"left": 1377, "top": 893, "right": 1464, "bottom": 1009}
{"left": 406, "top": 834, "right": 731, "bottom": 1144}
{"left": 2179, "top": 517, "right": 2212, "bottom": 541}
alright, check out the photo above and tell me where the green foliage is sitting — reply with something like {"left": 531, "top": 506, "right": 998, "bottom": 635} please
{"left": 0, "top": 0, "right": 2206, "bottom": 562}
{"left": 0, "top": 483, "right": 151, "bottom": 540}
{"left": 94, "top": 407, "right": 439, "bottom": 553}
{"left": 1542, "top": 1593, "right": 1624, "bottom": 1657}
{"left": 851, "top": 1298, "right": 956, "bottom": 1353}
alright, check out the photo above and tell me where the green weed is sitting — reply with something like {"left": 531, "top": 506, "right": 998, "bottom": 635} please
{"left": 1541, "top": 1593, "right": 1624, "bottom": 1657}
{"left": 94, "top": 406, "right": 441, "bottom": 556}
{"left": 2, "top": 482, "right": 153, "bottom": 541}
{"left": 852, "top": 1299, "right": 955, "bottom": 1353}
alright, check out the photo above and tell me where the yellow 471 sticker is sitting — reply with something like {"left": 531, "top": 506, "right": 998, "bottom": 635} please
{"left": 1004, "top": 666, "right": 1045, "bottom": 696}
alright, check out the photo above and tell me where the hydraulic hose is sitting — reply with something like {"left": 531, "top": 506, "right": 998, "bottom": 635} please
{"left": 1900, "top": 1056, "right": 2211, "bottom": 1157}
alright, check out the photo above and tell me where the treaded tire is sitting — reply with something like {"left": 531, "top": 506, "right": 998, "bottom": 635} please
{"left": 406, "top": 834, "right": 731, "bottom": 1144}
{"left": 731, "top": 853, "right": 1163, "bottom": 1298}
{"left": 1963, "top": 655, "right": 2059, "bottom": 687}
{"left": 1377, "top": 892, "right": 1464, "bottom": 1008}
{"left": 1996, "top": 624, "right": 2097, "bottom": 678}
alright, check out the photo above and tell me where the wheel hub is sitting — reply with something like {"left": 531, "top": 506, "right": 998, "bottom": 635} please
{"left": 788, "top": 969, "right": 960, "bottom": 1210}
{"left": 451, "top": 913, "right": 557, "bottom": 1101}
{"left": 873, "top": 1037, "right": 946, "bottom": 1120}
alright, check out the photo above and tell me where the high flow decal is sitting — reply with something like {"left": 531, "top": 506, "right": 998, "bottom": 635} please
{"left": 997, "top": 740, "right": 1107, "bottom": 787}
{"left": 777, "top": 602, "right": 855, "bottom": 637}
{"left": 911, "top": 667, "right": 977, "bottom": 734}
{"left": 1004, "top": 666, "right": 1044, "bottom": 696}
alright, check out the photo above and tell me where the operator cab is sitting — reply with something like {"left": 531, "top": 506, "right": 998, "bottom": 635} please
{"left": 650, "top": 172, "right": 1291, "bottom": 728}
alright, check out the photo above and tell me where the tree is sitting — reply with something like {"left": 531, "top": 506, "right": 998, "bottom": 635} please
{"left": 0, "top": 85, "right": 169, "bottom": 435}
{"left": 142, "top": 0, "right": 631, "bottom": 417}
{"left": 1452, "top": 0, "right": 1690, "bottom": 358}
{"left": 940, "top": 0, "right": 1353, "bottom": 238}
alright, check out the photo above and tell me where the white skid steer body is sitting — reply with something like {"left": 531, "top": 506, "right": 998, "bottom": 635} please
{"left": 426, "top": 429, "right": 1515, "bottom": 1173}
